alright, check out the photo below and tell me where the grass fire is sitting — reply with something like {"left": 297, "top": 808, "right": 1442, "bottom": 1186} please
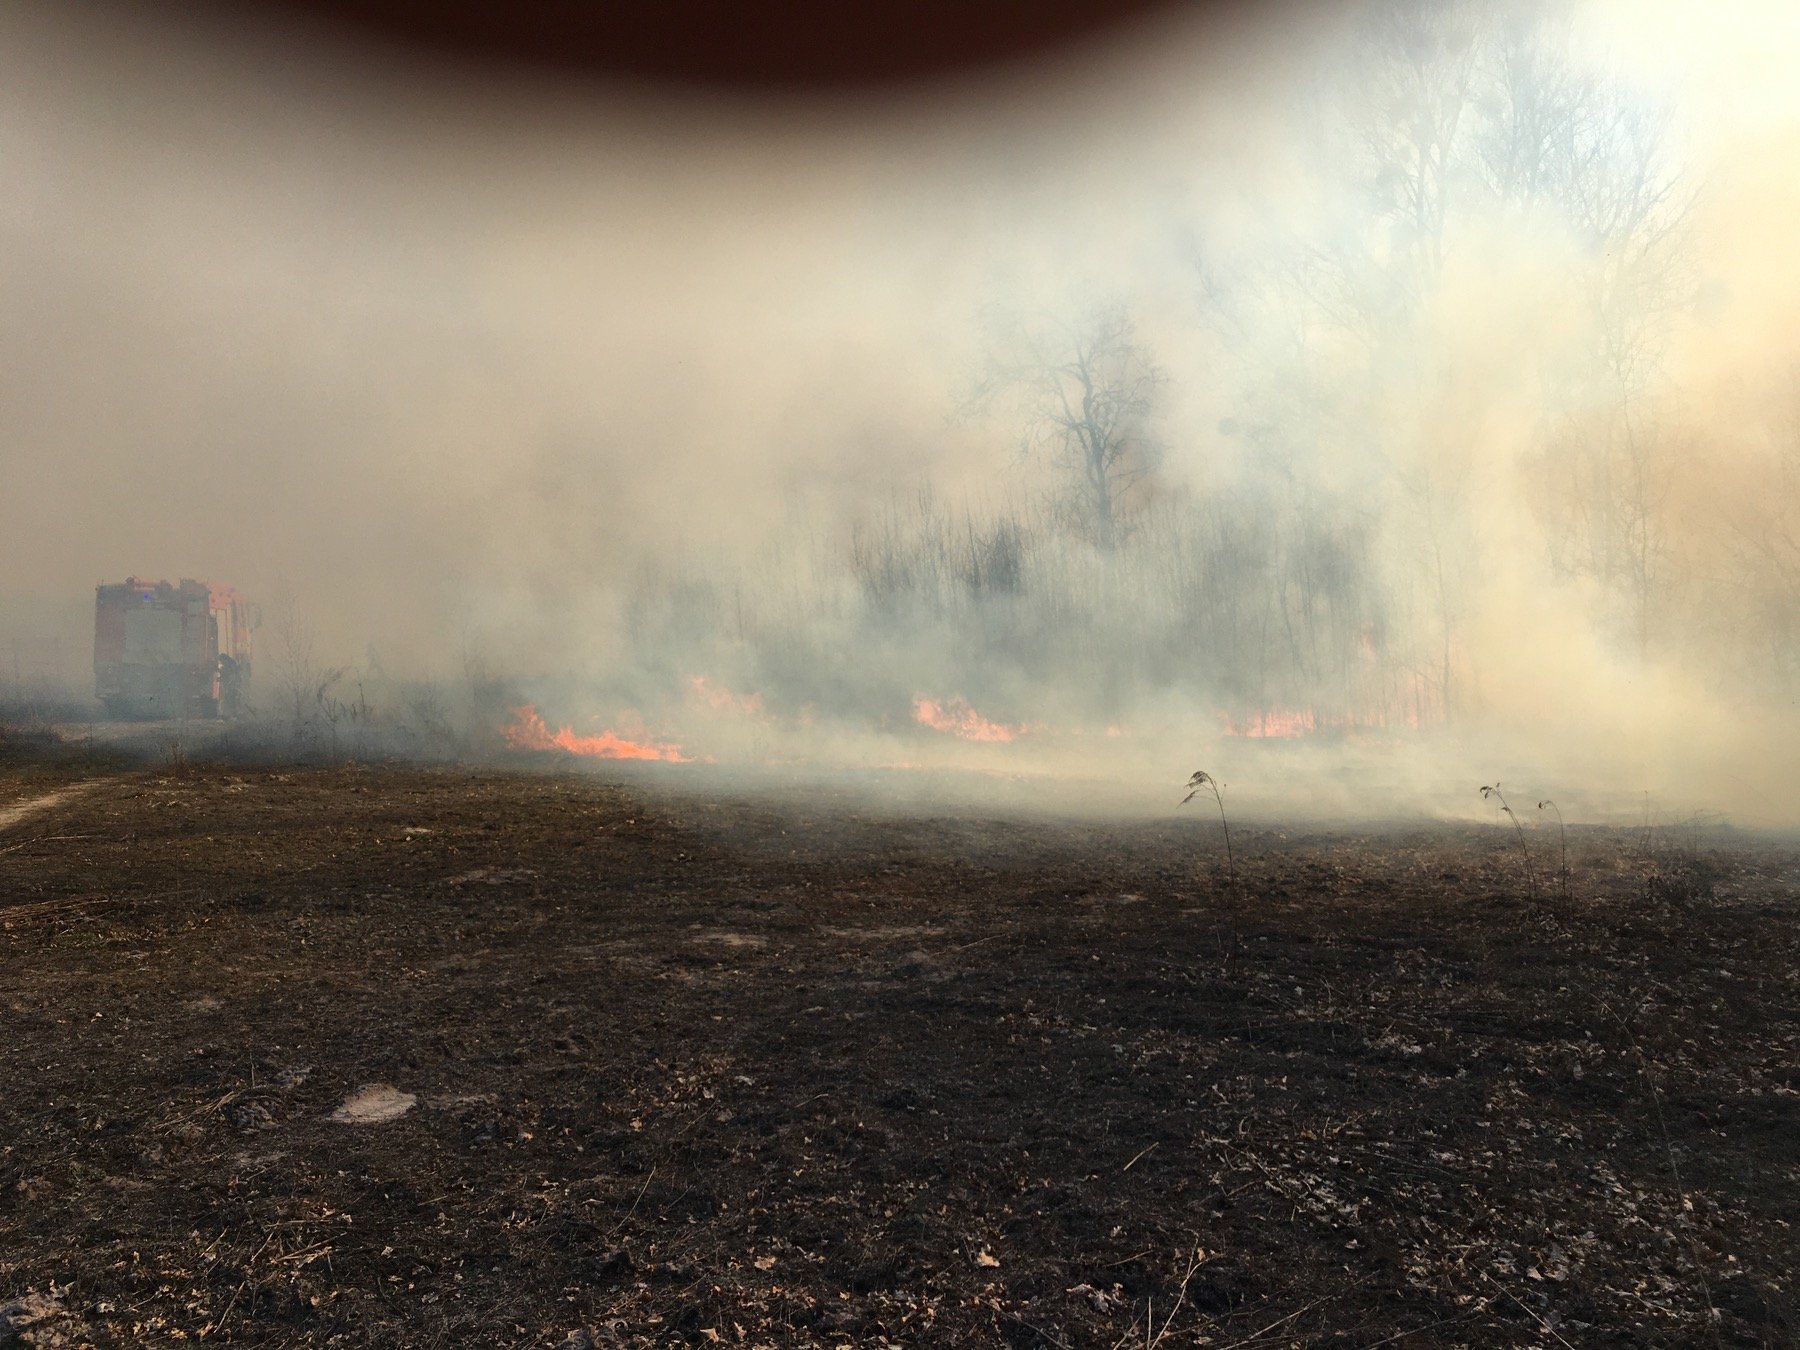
{"left": 500, "top": 705, "right": 691, "bottom": 763}
{"left": 4, "top": 0, "right": 1800, "bottom": 1346}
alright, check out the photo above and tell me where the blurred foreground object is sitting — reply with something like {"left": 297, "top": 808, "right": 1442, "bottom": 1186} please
{"left": 212, "top": 0, "right": 1191, "bottom": 86}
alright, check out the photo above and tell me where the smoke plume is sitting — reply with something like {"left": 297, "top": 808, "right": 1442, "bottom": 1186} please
{"left": 6, "top": 0, "right": 1800, "bottom": 823}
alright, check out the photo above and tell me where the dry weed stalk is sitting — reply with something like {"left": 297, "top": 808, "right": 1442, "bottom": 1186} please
{"left": 1181, "top": 770, "right": 1237, "bottom": 895}
{"left": 1112, "top": 1244, "right": 1209, "bottom": 1350}
{"left": 1538, "top": 798, "right": 1569, "bottom": 903}
{"left": 1480, "top": 783, "right": 1537, "bottom": 901}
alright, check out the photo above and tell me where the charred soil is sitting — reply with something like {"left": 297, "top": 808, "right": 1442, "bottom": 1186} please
{"left": 0, "top": 760, "right": 1796, "bottom": 1347}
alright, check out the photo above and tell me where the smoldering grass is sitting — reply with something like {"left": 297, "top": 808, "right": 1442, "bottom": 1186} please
{"left": 1637, "top": 810, "right": 1720, "bottom": 908}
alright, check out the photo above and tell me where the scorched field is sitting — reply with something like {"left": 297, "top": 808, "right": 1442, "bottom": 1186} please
{"left": 0, "top": 756, "right": 1796, "bottom": 1348}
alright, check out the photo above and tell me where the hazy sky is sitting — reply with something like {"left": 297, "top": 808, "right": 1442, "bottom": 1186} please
{"left": 1585, "top": 0, "right": 1800, "bottom": 134}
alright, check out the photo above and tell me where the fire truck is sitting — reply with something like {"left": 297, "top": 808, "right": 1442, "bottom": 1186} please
{"left": 94, "top": 578, "right": 253, "bottom": 719}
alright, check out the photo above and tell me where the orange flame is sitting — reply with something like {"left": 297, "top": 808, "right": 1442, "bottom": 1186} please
{"left": 1221, "top": 699, "right": 1442, "bottom": 738}
{"left": 912, "top": 695, "right": 1024, "bottom": 743}
{"left": 501, "top": 704, "right": 690, "bottom": 762}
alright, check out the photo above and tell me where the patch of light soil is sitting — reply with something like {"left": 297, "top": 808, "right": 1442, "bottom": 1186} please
{"left": 330, "top": 1084, "right": 416, "bottom": 1124}
{"left": 691, "top": 931, "right": 768, "bottom": 949}
{"left": 0, "top": 778, "right": 117, "bottom": 832}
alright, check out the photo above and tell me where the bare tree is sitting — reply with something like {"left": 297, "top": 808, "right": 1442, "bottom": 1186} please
{"left": 1266, "top": 0, "right": 1694, "bottom": 663}
{"left": 968, "top": 305, "right": 1164, "bottom": 551}
{"left": 1712, "top": 387, "right": 1800, "bottom": 684}
{"left": 1355, "top": 0, "right": 1484, "bottom": 300}
{"left": 1492, "top": 28, "right": 1692, "bottom": 655}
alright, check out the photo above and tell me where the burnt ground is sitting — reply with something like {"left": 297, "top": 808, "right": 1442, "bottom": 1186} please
{"left": 0, "top": 758, "right": 1796, "bottom": 1348}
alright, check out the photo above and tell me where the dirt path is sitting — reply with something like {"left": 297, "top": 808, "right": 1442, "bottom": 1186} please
{"left": 0, "top": 777, "right": 117, "bottom": 832}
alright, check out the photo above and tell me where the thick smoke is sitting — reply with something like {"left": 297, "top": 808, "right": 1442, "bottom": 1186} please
{"left": 5, "top": 0, "right": 1800, "bottom": 822}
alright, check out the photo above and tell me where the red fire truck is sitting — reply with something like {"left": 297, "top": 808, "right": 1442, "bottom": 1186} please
{"left": 94, "top": 578, "right": 253, "bottom": 719}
